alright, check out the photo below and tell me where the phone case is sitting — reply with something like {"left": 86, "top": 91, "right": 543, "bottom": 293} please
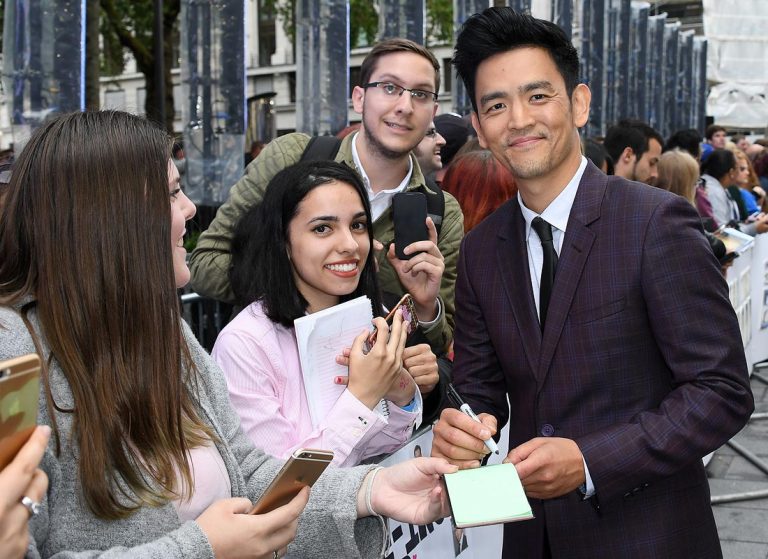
{"left": 392, "top": 192, "right": 428, "bottom": 260}
{"left": 364, "top": 294, "right": 419, "bottom": 352}
{"left": 0, "top": 354, "right": 41, "bottom": 470}
{"left": 249, "top": 448, "right": 334, "bottom": 514}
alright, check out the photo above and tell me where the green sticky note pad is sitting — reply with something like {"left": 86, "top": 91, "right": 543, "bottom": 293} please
{"left": 444, "top": 463, "right": 534, "bottom": 528}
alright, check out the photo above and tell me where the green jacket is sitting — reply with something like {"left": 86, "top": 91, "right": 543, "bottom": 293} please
{"left": 188, "top": 132, "right": 464, "bottom": 351}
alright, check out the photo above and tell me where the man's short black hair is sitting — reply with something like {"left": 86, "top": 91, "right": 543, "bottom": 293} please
{"left": 603, "top": 119, "right": 662, "bottom": 163}
{"left": 453, "top": 7, "right": 580, "bottom": 113}
{"left": 583, "top": 139, "right": 613, "bottom": 175}
{"left": 665, "top": 129, "right": 702, "bottom": 159}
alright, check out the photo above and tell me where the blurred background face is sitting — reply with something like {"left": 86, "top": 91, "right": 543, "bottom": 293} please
{"left": 413, "top": 122, "right": 446, "bottom": 175}
{"left": 632, "top": 138, "right": 662, "bottom": 185}
{"left": 710, "top": 130, "right": 727, "bottom": 149}
{"left": 737, "top": 137, "right": 751, "bottom": 152}
{"left": 736, "top": 157, "right": 750, "bottom": 187}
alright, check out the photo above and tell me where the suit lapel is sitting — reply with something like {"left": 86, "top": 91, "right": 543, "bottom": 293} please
{"left": 496, "top": 201, "right": 541, "bottom": 376}
{"left": 538, "top": 163, "right": 605, "bottom": 382}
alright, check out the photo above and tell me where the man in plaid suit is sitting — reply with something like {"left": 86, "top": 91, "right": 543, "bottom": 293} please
{"left": 431, "top": 7, "right": 753, "bottom": 559}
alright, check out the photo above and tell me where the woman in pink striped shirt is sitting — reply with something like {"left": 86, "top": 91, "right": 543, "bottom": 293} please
{"left": 213, "top": 161, "right": 430, "bottom": 466}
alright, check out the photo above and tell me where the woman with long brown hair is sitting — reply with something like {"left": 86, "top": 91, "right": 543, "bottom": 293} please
{"left": 0, "top": 110, "right": 455, "bottom": 558}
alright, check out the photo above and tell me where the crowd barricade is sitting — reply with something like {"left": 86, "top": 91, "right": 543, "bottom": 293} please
{"left": 179, "top": 292, "right": 231, "bottom": 351}
{"left": 726, "top": 232, "right": 768, "bottom": 372}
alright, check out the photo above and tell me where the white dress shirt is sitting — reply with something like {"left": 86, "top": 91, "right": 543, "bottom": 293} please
{"left": 351, "top": 132, "right": 413, "bottom": 222}
{"left": 516, "top": 155, "right": 596, "bottom": 497}
{"left": 518, "top": 156, "right": 587, "bottom": 321}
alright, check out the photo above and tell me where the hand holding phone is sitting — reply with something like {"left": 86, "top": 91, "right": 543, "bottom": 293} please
{"left": 0, "top": 354, "right": 41, "bottom": 470}
{"left": 249, "top": 449, "right": 333, "bottom": 515}
{"left": 364, "top": 293, "right": 419, "bottom": 353}
{"left": 393, "top": 192, "right": 428, "bottom": 260}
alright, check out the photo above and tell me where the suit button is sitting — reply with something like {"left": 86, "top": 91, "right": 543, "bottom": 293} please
{"left": 540, "top": 424, "right": 555, "bottom": 437}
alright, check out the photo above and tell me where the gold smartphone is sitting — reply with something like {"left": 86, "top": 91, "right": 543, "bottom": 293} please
{"left": 0, "top": 354, "right": 41, "bottom": 470}
{"left": 249, "top": 448, "right": 334, "bottom": 515}
{"left": 364, "top": 293, "right": 419, "bottom": 352}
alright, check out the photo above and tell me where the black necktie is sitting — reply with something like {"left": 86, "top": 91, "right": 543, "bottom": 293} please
{"left": 531, "top": 217, "right": 558, "bottom": 330}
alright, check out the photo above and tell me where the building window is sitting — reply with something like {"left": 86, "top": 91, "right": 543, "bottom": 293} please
{"left": 288, "top": 72, "right": 296, "bottom": 104}
{"left": 442, "top": 58, "right": 452, "bottom": 94}
{"left": 104, "top": 89, "right": 126, "bottom": 111}
{"left": 258, "top": 0, "right": 277, "bottom": 67}
{"left": 349, "top": 67, "right": 361, "bottom": 97}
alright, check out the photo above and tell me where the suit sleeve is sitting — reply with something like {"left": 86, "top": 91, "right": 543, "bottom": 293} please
{"left": 576, "top": 195, "right": 753, "bottom": 502}
{"left": 451, "top": 236, "right": 510, "bottom": 428}
{"left": 188, "top": 134, "right": 310, "bottom": 303}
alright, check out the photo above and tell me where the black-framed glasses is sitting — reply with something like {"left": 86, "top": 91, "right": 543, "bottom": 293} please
{"left": 362, "top": 81, "right": 438, "bottom": 104}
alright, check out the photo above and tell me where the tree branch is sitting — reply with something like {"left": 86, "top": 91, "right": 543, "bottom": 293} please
{"left": 100, "top": 0, "right": 153, "bottom": 71}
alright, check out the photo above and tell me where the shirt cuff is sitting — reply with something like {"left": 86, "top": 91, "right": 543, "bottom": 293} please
{"left": 399, "top": 397, "right": 417, "bottom": 412}
{"left": 417, "top": 297, "right": 442, "bottom": 331}
{"left": 580, "top": 455, "right": 596, "bottom": 498}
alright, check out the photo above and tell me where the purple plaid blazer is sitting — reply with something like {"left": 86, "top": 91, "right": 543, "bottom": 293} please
{"left": 452, "top": 162, "right": 753, "bottom": 559}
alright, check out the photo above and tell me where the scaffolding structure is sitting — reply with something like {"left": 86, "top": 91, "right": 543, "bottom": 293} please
{"left": 2, "top": 0, "right": 712, "bottom": 202}
{"left": 179, "top": 0, "right": 245, "bottom": 206}
{"left": 580, "top": 0, "right": 707, "bottom": 138}
{"left": 1, "top": 0, "right": 84, "bottom": 149}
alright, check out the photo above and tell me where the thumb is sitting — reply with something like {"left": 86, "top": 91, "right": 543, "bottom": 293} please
{"left": 218, "top": 497, "right": 254, "bottom": 515}
{"left": 426, "top": 216, "right": 438, "bottom": 244}
{"left": 506, "top": 438, "right": 546, "bottom": 465}
{"left": 351, "top": 328, "right": 372, "bottom": 354}
{"left": 264, "top": 486, "right": 310, "bottom": 522}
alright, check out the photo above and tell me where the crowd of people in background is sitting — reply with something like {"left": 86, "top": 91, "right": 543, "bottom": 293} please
{"left": 0, "top": 6, "right": 763, "bottom": 558}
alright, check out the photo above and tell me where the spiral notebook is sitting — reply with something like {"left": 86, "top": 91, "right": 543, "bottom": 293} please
{"left": 294, "top": 296, "right": 373, "bottom": 427}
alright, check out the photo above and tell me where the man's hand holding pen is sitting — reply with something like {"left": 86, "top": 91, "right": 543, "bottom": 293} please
{"left": 431, "top": 384, "right": 499, "bottom": 470}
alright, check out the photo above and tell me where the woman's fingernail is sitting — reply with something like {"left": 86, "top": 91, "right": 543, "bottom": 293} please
{"left": 334, "top": 376, "right": 343, "bottom": 384}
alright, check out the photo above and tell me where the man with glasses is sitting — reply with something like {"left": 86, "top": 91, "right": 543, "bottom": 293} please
{"left": 413, "top": 122, "right": 447, "bottom": 178}
{"left": 190, "top": 39, "right": 463, "bottom": 411}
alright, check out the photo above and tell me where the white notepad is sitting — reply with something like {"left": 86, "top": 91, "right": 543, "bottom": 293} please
{"left": 294, "top": 296, "right": 374, "bottom": 427}
{"left": 444, "top": 463, "right": 534, "bottom": 528}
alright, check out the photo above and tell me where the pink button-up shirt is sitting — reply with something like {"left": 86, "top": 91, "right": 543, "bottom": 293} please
{"left": 212, "top": 301, "right": 421, "bottom": 467}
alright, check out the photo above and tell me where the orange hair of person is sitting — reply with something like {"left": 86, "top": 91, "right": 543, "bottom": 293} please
{"left": 441, "top": 150, "right": 517, "bottom": 232}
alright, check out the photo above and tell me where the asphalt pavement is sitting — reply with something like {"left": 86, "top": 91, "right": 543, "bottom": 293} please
{"left": 709, "top": 370, "right": 768, "bottom": 559}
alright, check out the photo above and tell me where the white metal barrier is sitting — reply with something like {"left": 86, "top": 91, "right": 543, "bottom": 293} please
{"left": 726, "top": 233, "right": 768, "bottom": 371}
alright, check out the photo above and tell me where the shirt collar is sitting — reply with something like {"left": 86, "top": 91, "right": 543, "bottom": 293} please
{"left": 351, "top": 132, "right": 413, "bottom": 197}
{"left": 518, "top": 156, "right": 588, "bottom": 237}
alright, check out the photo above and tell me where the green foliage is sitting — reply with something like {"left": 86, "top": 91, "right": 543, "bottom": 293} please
{"left": 350, "top": 0, "right": 378, "bottom": 49}
{"left": 262, "top": 0, "right": 378, "bottom": 50}
{"left": 100, "top": 16, "right": 126, "bottom": 75}
{"left": 426, "top": 0, "right": 453, "bottom": 46}
{"left": 262, "top": 0, "right": 295, "bottom": 42}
